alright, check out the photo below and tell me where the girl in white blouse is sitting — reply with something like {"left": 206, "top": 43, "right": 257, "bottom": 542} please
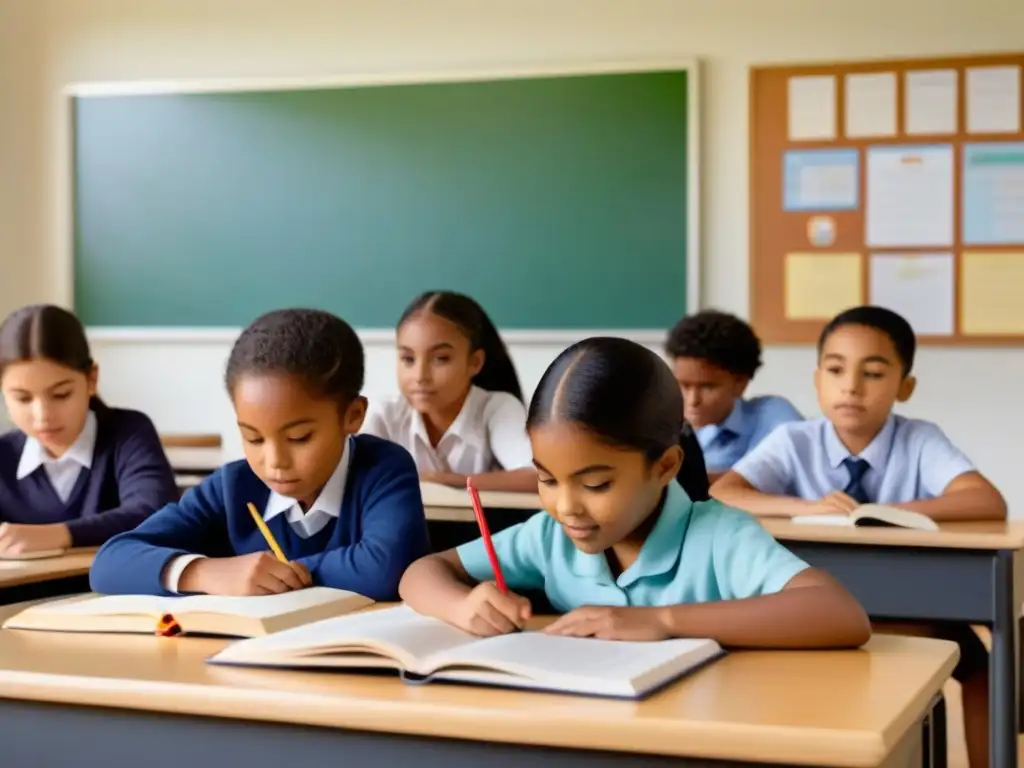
{"left": 362, "top": 292, "right": 537, "bottom": 493}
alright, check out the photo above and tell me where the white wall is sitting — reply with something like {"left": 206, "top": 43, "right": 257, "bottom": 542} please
{"left": 4, "top": 0, "right": 1024, "bottom": 509}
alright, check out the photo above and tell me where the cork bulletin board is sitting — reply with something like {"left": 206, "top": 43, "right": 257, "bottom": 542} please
{"left": 749, "top": 52, "right": 1024, "bottom": 345}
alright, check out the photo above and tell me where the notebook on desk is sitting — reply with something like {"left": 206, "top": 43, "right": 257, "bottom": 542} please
{"left": 3, "top": 587, "right": 372, "bottom": 637}
{"left": 792, "top": 504, "right": 939, "bottom": 531}
{"left": 210, "top": 605, "right": 724, "bottom": 699}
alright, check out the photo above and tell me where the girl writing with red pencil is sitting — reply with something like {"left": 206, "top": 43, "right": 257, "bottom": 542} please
{"left": 399, "top": 337, "right": 870, "bottom": 648}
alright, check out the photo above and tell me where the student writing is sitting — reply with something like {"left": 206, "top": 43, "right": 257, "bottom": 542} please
{"left": 399, "top": 337, "right": 869, "bottom": 648}
{"left": 667, "top": 310, "right": 801, "bottom": 481}
{"left": 0, "top": 304, "right": 177, "bottom": 555}
{"left": 362, "top": 291, "right": 536, "bottom": 493}
{"left": 90, "top": 309, "right": 429, "bottom": 599}
{"left": 711, "top": 306, "right": 1003, "bottom": 768}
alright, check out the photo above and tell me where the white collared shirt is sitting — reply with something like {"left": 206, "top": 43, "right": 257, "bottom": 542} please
{"left": 17, "top": 410, "right": 98, "bottom": 503}
{"left": 732, "top": 414, "right": 976, "bottom": 503}
{"left": 361, "top": 385, "right": 533, "bottom": 475}
{"left": 261, "top": 436, "right": 351, "bottom": 539}
{"left": 161, "top": 437, "right": 353, "bottom": 594}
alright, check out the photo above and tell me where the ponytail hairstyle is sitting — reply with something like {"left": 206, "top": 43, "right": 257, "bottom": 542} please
{"left": 398, "top": 291, "right": 523, "bottom": 402}
{"left": 527, "top": 336, "right": 709, "bottom": 499}
{"left": 0, "top": 304, "right": 105, "bottom": 411}
{"left": 678, "top": 420, "right": 710, "bottom": 501}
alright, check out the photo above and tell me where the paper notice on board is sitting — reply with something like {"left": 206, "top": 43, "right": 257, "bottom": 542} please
{"left": 845, "top": 73, "right": 897, "bottom": 137}
{"left": 865, "top": 145, "right": 954, "bottom": 247}
{"left": 966, "top": 66, "right": 1021, "bottom": 134}
{"left": 905, "top": 70, "right": 958, "bottom": 135}
{"left": 784, "top": 253, "right": 862, "bottom": 319}
{"left": 869, "top": 253, "right": 954, "bottom": 335}
{"left": 783, "top": 150, "right": 859, "bottom": 210}
{"left": 962, "top": 142, "right": 1024, "bottom": 245}
{"left": 961, "top": 252, "right": 1024, "bottom": 334}
{"left": 788, "top": 76, "right": 836, "bottom": 141}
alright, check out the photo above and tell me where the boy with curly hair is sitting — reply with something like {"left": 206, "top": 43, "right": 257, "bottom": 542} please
{"left": 666, "top": 310, "right": 801, "bottom": 479}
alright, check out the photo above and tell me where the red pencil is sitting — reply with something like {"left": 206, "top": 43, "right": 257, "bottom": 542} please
{"left": 466, "top": 478, "right": 508, "bottom": 594}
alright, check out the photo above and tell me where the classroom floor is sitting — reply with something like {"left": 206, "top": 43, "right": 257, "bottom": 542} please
{"left": 945, "top": 628, "right": 1024, "bottom": 768}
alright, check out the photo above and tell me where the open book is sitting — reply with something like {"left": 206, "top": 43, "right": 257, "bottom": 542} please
{"left": 3, "top": 587, "right": 372, "bottom": 638}
{"left": 792, "top": 504, "right": 939, "bottom": 531}
{"left": 210, "top": 605, "right": 723, "bottom": 699}
{"left": 0, "top": 548, "right": 66, "bottom": 561}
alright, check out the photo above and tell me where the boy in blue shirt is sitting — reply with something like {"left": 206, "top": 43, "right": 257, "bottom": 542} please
{"left": 713, "top": 305, "right": 1005, "bottom": 768}
{"left": 666, "top": 310, "right": 801, "bottom": 480}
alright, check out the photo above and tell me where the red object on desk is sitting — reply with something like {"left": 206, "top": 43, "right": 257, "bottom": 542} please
{"left": 466, "top": 478, "right": 508, "bottom": 594}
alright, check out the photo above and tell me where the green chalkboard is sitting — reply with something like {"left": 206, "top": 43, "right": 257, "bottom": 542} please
{"left": 73, "top": 70, "right": 691, "bottom": 328}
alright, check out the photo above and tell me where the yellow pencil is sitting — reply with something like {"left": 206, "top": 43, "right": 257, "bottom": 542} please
{"left": 247, "top": 502, "right": 288, "bottom": 563}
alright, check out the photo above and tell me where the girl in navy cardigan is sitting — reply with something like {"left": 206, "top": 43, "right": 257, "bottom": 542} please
{"left": 91, "top": 308, "right": 430, "bottom": 599}
{"left": 0, "top": 304, "right": 178, "bottom": 555}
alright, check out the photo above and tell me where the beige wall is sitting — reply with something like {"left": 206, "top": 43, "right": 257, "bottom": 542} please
{"left": 3, "top": 0, "right": 1024, "bottom": 509}
{"left": 0, "top": 0, "right": 44, "bottom": 314}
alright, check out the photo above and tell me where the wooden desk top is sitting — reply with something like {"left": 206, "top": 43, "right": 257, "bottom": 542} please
{"left": 426, "top": 484, "right": 1024, "bottom": 550}
{"left": 763, "top": 518, "right": 1024, "bottom": 550}
{"left": 0, "top": 601, "right": 956, "bottom": 767}
{"left": 164, "top": 446, "right": 223, "bottom": 473}
{"left": 421, "top": 483, "right": 540, "bottom": 522}
{"left": 0, "top": 550, "right": 96, "bottom": 589}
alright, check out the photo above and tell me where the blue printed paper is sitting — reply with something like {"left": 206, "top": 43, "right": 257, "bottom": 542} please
{"left": 783, "top": 149, "right": 859, "bottom": 212}
{"left": 962, "top": 142, "right": 1024, "bottom": 246}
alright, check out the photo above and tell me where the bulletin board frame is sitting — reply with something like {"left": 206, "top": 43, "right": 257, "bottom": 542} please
{"left": 750, "top": 52, "right": 1024, "bottom": 346}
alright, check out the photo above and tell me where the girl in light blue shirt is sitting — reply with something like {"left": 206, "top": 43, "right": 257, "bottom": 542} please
{"left": 399, "top": 337, "right": 869, "bottom": 649}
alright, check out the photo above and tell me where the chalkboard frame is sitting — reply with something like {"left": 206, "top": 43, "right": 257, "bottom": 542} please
{"left": 60, "top": 59, "right": 702, "bottom": 344}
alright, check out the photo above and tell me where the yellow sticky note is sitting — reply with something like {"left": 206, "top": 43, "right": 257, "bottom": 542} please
{"left": 961, "top": 252, "right": 1024, "bottom": 334}
{"left": 784, "top": 253, "right": 862, "bottom": 319}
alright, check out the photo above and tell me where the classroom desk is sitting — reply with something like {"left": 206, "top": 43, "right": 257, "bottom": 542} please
{"left": 0, "top": 550, "right": 96, "bottom": 606}
{"left": 166, "top": 446, "right": 224, "bottom": 494}
{"left": 420, "top": 481, "right": 539, "bottom": 522}
{"left": 763, "top": 520, "right": 1024, "bottom": 768}
{"left": 427, "top": 490, "right": 1024, "bottom": 768}
{"left": 0, "top": 600, "right": 955, "bottom": 768}
{"left": 420, "top": 483, "right": 539, "bottom": 552}
{"left": 164, "top": 446, "right": 223, "bottom": 475}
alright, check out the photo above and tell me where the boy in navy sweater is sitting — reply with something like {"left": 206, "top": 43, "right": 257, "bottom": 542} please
{"left": 0, "top": 304, "right": 177, "bottom": 553}
{"left": 91, "top": 309, "right": 429, "bottom": 600}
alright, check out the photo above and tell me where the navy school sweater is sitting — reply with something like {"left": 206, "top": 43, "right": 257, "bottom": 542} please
{"left": 0, "top": 405, "right": 179, "bottom": 547}
{"left": 89, "top": 434, "right": 430, "bottom": 600}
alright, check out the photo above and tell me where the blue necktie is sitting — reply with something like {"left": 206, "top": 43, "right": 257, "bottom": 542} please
{"left": 842, "top": 457, "right": 871, "bottom": 504}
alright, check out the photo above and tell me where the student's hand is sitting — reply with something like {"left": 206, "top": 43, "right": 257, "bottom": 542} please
{"left": 0, "top": 522, "right": 72, "bottom": 556}
{"left": 420, "top": 471, "right": 467, "bottom": 488}
{"left": 543, "top": 606, "right": 671, "bottom": 641}
{"left": 807, "top": 491, "right": 860, "bottom": 515}
{"left": 179, "top": 552, "right": 312, "bottom": 596}
{"left": 451, "top": 581, "right": 532, "bottom": 636}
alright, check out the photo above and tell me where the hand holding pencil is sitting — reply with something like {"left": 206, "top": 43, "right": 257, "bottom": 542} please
{"left": 175, "top": 504, "right": 311, "bottom": 596}
{"left": 454, "top": 581, "right": 532, "bottom": 637}
{"left": 177, "top": 550, "right": 312, "bottom": 597}
{"left": 449, "top": 480, "right": 531, "bottom": 637}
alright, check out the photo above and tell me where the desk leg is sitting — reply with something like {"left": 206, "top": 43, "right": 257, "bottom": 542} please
{"left": 1015, "top": 550, "right": 1024, "bottom": 734}
{"left": 992, "top": 552, "right": 1019, "bottom": 768}
{"left": 924, "top": 694, "right": 948, "bottom": 768}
